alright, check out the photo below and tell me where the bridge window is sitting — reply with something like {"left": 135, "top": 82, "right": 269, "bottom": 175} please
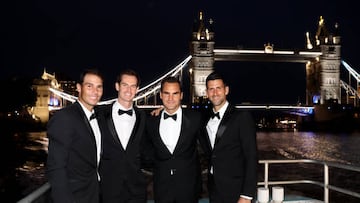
{"left": 327, "top": 64, "right": 336, "bottom": 70}
{"left": 198, "top": 62, "right": 209, "bottom": 67}
{"left": 199, "top": 43, "right": 207, "bottom": 49}
{"left": 325, "top": 78, "right": 336, "bottom": 85}
{"left": 327, "top": 46, "right": 336, "bottom": 54}
{"left": 197, "top": 76, "right": 206, "bottom": 83}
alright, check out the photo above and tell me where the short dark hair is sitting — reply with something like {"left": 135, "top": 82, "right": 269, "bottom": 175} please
{"left": 160, "top": 76, "right": 182, "bottom": 92}
{"left": 78, "top": 69, "right": 103, "bottom": 84}
{"left": 116, "top": 69, "right": 141, "bottom": 87}
{"left": 205, "top": 71, "right": 227, "bottom": 88}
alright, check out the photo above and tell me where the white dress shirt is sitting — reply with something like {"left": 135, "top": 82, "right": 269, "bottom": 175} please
{"left": 206, "top": 101, "right": 229, "bottom": 149}
{"left": 112, "top": 101, "right": 136, "bottom": 150}
{"left": 159, "top": 108, "right": 182, "bottom": 154}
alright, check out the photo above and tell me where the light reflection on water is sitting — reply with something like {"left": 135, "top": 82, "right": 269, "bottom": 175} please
{"left": 17, "top": 131, "right": 48, "bottom": 171}
{"left": 15, "top": 131, "right": 48, "bottom": 198}
{"left": 24, "top": 131, "right": 48, "bottom": 153}
{"left": 257, "top": 131, "right": 360, "bottom": 166}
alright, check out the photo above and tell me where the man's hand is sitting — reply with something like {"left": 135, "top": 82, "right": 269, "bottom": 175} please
{"left": 150, "top": 106, "right": 163, "bottom": 116}
{"left": 237, "top": 197, "right": 251, "bottom": 203}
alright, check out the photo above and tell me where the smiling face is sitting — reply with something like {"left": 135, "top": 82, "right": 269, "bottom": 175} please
{"left": 77, "top": 73, "right": 103, "bottom": 111}
{"left": 206, "top": 79, "right": 229, "bottom": 112}
{"left": 116, "top": 74, "right": 138, "bottom": 108}
{"left": 160, "top": 81, "right": 183, "bottom": 114}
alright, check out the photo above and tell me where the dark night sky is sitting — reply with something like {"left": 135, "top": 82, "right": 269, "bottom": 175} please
{"left": 1, "top": 1, "right": 359, "bottom": 104}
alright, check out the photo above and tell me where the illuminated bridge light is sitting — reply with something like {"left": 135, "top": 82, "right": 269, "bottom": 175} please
{"left": 234, "top": 105, "right": 314, "bottom": 113}
{"left": 272, "top": 51, "right": 294, "bottom": 54}
{"left": 214, "top": 49, "right": 265, "bottom": 54}
{"left": 298, "top": 51, "right": 322, "bottom": 55}
{"left": 214, "top": 49, "right": 296, "bottom": 55}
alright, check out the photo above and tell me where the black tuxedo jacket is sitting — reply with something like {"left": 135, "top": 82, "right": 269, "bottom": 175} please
{"left": 46, "top": 101, "right": 102, "bottom": 203}
{"left": 144, "top": 108, "right": 204, "bottom": 202}
{"left": 98, "top": 103, "right": 147, "bottom": 202}
{"left": 204, "top": 104, "right": 258, "bottom": 201}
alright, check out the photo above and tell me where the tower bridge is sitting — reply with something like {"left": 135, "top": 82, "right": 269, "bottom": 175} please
{"left": 189, "top": 13, "right": 346, "bottom": 107}
{"left": 213, "top": 48, "right": 322, "bottom": 63}
{"left": 33, "top": 12, "right": 360, "bottom": 123}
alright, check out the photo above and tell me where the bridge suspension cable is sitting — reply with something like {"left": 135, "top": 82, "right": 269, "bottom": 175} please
{"left": 341, "top": 60, "right": 360, "bottom": 82}
{"left": 49, "top": 55, "right": 192, "bottom": 105}
{"left": 340, "top": 60, "right": 360, "bottom": 99}
{"left": 132, "top": 55, "right": 192, "bottom": 103}
{"left": 99, "top": 55, "right": 192, "bottom": 105}
{"left": 340, "top": 80, "right": 360, "bottom": 99}
{"left": 49, "top": 87, "right": 77, "bottom": 103}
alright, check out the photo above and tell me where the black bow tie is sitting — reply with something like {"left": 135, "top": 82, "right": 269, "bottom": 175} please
{"left": 118, "top": 109, "right": 133, "bottom": 116}
{"left": 164, "top": 113, "right": 177, "bottom": 121}
{"left": 211, "top": 112, "right": 220, "bottom": 120}
{"left": 89, "top": 113, "right": 97, "bottom": 120}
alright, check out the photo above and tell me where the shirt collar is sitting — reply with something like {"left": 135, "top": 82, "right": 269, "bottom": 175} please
{"left": 213, "top": 101, "right": 229, "bottom": 119}
{"left": 113, "top": 101, "right": 133, "bottom": 111}
{"left": 78, "top": 100, "right": 95, "bottom": 120}
{"left": 162, "top": 107, "right": 182, "bottom": 119}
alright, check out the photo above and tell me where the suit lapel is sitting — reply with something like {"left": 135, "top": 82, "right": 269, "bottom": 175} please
{"left": 214, "top": 105, "right": 234, "bottom": 146}
{"left": 203, "top": 111, "right": 213, "bottom": 151}
{"left": 105, "top": 104, "right": 123, "bottom": 150}
{"left": 126, "top": 107, "right": 142, "bottom": 148}
{"left": 75, "top": 101, "right": 96, "bottom": 140}
{"left": 172, "top": 108, "right": 187, "bottom": 153}
{"left": 154, "top": 110, "right": 173, "bottom": 155}
{"left": 74, "top": 101, "right": 97, "bottom": 164}
{"left": 106, "top": 104, "right": 140, "bottom": 151}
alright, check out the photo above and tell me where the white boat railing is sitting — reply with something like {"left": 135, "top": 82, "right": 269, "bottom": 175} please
{"left": 17, "top": 182, "right": 51, "bottom": 203}
{"left": 258, "top": 159, "right": 360, "bottom": 203}
{"left": 17, "top": 159, "right": 360, "bottom": 203}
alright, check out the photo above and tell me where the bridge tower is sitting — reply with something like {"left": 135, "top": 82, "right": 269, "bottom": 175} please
{"left": 189, "top": 11, "right": 215, "bottom": 104}
{"left": 307, "top": 16, "right": 341, "bottom": 105}
{"left": 32, "top": 69, "right": 62, "bottom": 123}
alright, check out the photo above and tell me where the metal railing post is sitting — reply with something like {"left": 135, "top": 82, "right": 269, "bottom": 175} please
{"left": 264, "top": 162, "right": 269, "bottom": 189}
{"left": 324, "top": 163, "right": 329, "bottom": 203}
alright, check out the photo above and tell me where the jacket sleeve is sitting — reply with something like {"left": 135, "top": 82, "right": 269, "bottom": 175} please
{"left": 46, "top": 111, "right": 75, "bottom": 203}
{"left": 239, "top": 111, "right": 258, "bottom": 198}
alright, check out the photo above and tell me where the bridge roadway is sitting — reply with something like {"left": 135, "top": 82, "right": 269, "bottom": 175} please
{"left": 136, "top": 104, "right": 314, "bottom": 116}
{"left": 214, "top": 49, "right": 322, "bottom": 63}
{"left": 137, "top": 104, "right": 313, "bottom": 110}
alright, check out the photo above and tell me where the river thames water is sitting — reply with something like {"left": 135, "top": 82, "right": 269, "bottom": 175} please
{"left": 2, "top": 130, "right": 360, "bottom": 202}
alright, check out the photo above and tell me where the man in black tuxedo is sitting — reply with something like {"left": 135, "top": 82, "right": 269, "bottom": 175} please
{"left": 204, "top": 72, "right": 258, "bottom": 203}
{"left": 46, "top": 69, "right": 104, "bottom": 203}
{"left": 144, "top": 76, "right": 204, "bottom": 203}
{"left": 99, "top": 69, "right": 147, "bottom": 203}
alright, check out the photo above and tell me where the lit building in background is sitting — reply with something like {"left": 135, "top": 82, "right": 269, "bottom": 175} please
{"left": 32, "top": 69, "right": 76, "bottom": 123}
